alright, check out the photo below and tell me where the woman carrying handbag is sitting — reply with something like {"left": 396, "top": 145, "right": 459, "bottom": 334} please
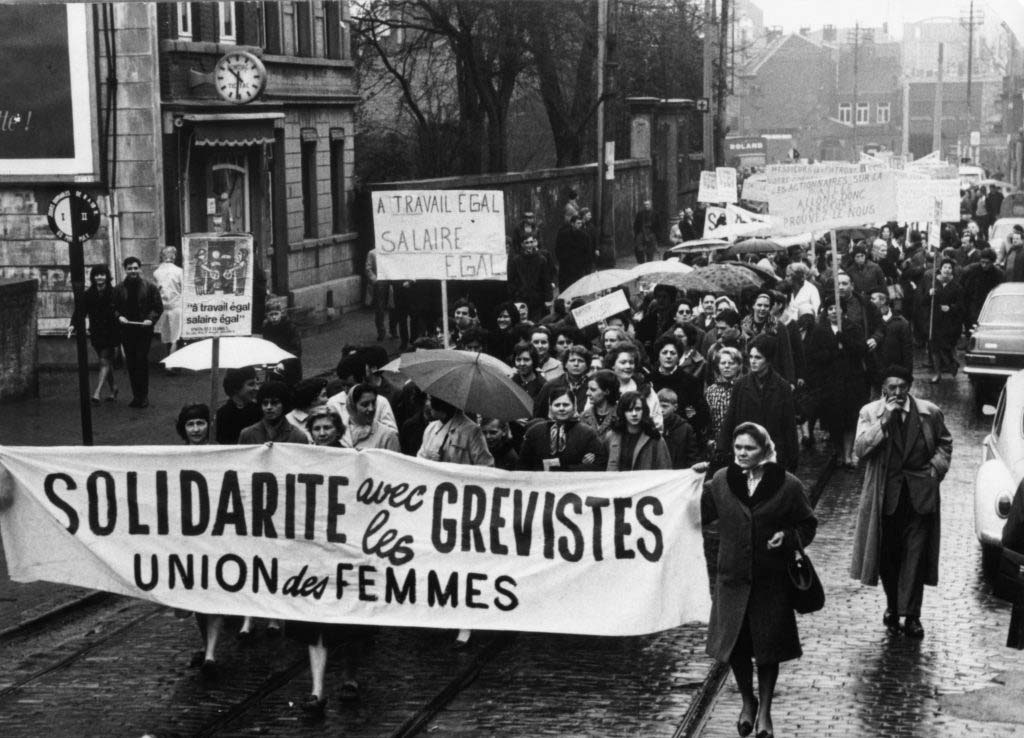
{"left": 703, "top": 422, "right": 818, "bottom": 738}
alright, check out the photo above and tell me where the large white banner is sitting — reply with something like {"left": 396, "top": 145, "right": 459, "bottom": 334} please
{"left": 895, "top": 178, "right": 961, "bottom": 223}
{"left": 768, "top": 170, "right": 897, "bottom": 235}
{"left": 372, "top": 190, "right": 508, "bottom": 281}
{"left": 180, "top": 233, "right": 254, "bottom": 339}
{"left": 0, "top": 446, "right": 709, "bottom": 636}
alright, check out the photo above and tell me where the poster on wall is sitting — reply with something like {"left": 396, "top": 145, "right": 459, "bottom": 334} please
{"left": 0, "top": 4, "right": 99, "bottom": 181}
{"left": 181, "top": 233, "right": 254, "bottom": 339}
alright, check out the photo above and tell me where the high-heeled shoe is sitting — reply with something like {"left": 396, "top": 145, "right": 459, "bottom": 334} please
{"left": 737, "top": 699, "right": 757, "bottom": 737}
{"left": 755, "top": 714, "right": 774, "bottom": 738}
{"left": 105, "top": 387, "right": 119, "bottom": 402}
{"left": 91, "top": 396, "right": 101, "bottom": 405}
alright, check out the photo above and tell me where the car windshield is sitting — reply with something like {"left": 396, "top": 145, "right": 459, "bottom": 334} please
{"left": 979, "top": 295, "right": 1024, "bottom": 325}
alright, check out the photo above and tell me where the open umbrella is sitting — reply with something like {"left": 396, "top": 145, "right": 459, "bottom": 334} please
{"left": 558, "top": 269, "right": 633, "bottom": 301}
{"left": 162, "top": 336, "right": 295, "bottom": 371}
{"left": 667, "top": 238, "right": 731, "bottom": 256}
{"left": 726, "top": 238, "right": 784, "bottom": 256}
{"left": 726, "top": 261, "right": 779, "bottom": 283}
{"left": 646, "top": 271, "right": 721, "bottom": 295}
{"left": 383, "top": 349, "right": 514, "bottom": 378}
{"left": 390, "top": 349, "right": 532, "bottom": 420}
{"left": 627, "top": 259, "right": 694, "bottom": 282}
{"left": 698, "top": 263, "right": 765, "bottom": 297}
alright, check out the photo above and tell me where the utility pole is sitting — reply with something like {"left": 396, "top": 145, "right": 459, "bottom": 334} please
{"left": 934, "top": 43, "right": 944, "bottom": 154}
{"left": 960, "top": 0, "right": 984, "bottom": 162}
{"left": 702, "top": 0, "right": 715, "bottom": 169}
{"left": 596, "top": 0, "right": 618, "bottom": 268}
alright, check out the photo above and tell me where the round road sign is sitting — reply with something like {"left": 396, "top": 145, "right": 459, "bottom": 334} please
{"left": 47, "top": 190, "right": 101, "bottom": 244}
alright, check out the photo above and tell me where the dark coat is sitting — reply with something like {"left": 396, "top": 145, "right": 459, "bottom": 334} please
{"left": 533, "top": 373, "right": 588, "bottom": 418}
{"left": 961, "top": 263, "right": 1004, "bottom": 325}
{"left": 875, "top": 312, "right": 914, "bottom": 376}
{"left": 662, "top": 413, "right": 701, "bottom": 469}
{"left": 517, "top": 420, "right": 606, "bottom": 471}
{"left": 703, "top": 463, "right": 817, "bottom": 664}
{"left": 113, "top": 277, "right": 163, "bottom": 325}
{"left": 929, "top": 278, "right": 963, "bottom": 349}
{"left": 651, "top": 367, "right": 710, "bottom": 438}
{"left": 805, "top": 319, "right": 868, "bottom": 434}
{"left": 507, "top": 251, "right": 555, "bottom": 308}
{"left": 72, "top": 284, "right": 120, "bottom": 349}
{"left": 555, "top": 225, "right": 595, "bottom": 290}
{"left": 717, "top": 370, "right": 800, "bottom": 472}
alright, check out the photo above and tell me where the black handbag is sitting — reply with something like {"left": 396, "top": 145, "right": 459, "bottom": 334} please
{"left": 787, "top": 531, "right": 825, "bottom": 614}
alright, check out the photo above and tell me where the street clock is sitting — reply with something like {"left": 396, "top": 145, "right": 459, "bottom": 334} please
{"left": 213, "top": 51, "right": 267, "bottom": 104}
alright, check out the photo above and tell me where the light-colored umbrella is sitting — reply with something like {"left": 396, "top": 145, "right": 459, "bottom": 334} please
{"left": 383, "top": 349, "right": 514, "bottom": 377}
{"left": 627, "top": 259, "right": 694, "bottom": 281}
{"left": 162, "top": 336, "right": 295, "bottom": 371}
{"left": 667, "top": 239, "right": 731, "bottom": 256}
{"left": 389, "top": 349, "right": 532, "bottom": 420}
{"left": 558, "top": 268, "right": 633, "bottom": 301}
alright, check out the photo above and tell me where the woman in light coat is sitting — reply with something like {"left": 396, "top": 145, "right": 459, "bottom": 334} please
{"left": 603, "top": 391, "right": 672, "bottom": 471}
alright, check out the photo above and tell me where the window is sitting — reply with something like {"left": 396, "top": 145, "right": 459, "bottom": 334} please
{"left": 330, "top": 130, "right": 346, "bottom": 232}
{"left": 295, "top": 1, "right": 312, "bottom": 57}
{"left": 838, "top": 103, "right": 851, "bottom": 124}
{"left": 177, "top": 2, "right": 192, "bottom": 39}
{"left": 877, "top": 103, "right": 891, "bottom": 125}
{"left": 856, "top": 102, "right": 870, "bottom": 124}
{"left": 264, "top": 2, "right": 282, "bottom": 54}
{"left": 301, "top": 129, "right": 318, "bottom": 239}
{"left": 219, "top": 2, "right": 236, "bottom": 43}
{"left": 324, "top": 0, "right": 342, "bottom": 59}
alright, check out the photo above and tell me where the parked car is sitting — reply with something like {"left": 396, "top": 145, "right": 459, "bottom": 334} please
{"left": 960, "top": 164, "right": 987, "bottom": 190}
{"left": 966, "top": 283, "right": 1024, "bottom": 409}
{"left": 975, "top": 370, "right": 1024, "bottom": 571}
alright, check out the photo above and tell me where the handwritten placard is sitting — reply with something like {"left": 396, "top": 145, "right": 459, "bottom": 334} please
{"left": 768, "top": 170, "right": 897, "bottom": 235}
{"left": 571, "top": 289, "right": 630, "bottom": 328}
{"left": 372, "top": 190, "right": 507, "bottom": 281}
{"left": 715, "top": 167, "right": 738, "bottom": 203}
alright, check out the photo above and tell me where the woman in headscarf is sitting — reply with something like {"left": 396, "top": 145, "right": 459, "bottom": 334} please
{"left": 603, "top": 391, "right": 672, "bottom": 471}
{"left": 579, "top": 369, "right": 620, "bottom": 442}
{"left": 703, "top": 422, "right": 817, "bottom": 738}
{"left": 342, "top": 383, "right": 401, "bottom": 451}
{"left": 287, "top": 405, "right": 366, "bottom": 714}
{"left": 68, "top": 264, "right": 120, "bottom": 403}
{"left": 518, "top": 387, "right": 606, "bottom": 471}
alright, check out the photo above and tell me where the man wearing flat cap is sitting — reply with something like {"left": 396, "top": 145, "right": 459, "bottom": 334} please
{"left": 850, "top": 365, "right": 952, "bottom": 640}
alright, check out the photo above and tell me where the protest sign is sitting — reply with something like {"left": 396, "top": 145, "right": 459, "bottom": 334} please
{"left": 372, "top": 190, "right": 507, "bottom": 281}
{"left": 181, "top": 233, "right": 253, "bottom": 339}
{"left": 697, "top": 171, "right": 721, "bottom": 203}
{"left": 716, "top": 167, "right": 738, "bottom": 203}
{"left": 704, "top": 206, "right": 729, "bottom": 235}
{"left": 895, "top": 178, "right": 960, "bottom": 223}
{"left": 768, "top": 170, "right": 897, "bottom": 235}
{"left": 740, "top": 174, "right": 769, "bottom": 203}
{"left": 571, "top": 289, "right": 630, "bottom": 328}
{"left": 0, "top": 446, "right": 710, "bottom": 636}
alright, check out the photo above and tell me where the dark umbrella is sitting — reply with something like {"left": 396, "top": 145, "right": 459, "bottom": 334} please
{"left": 725, "top": 238, "right": 784, "bottom": 257}
{"left": 390, "top": 349, "right": 532, "bottom": 420}
{"left": 698, "top": 263, "right": 766, "bottom": 297}
{"left": 649, "top": 271, "right": 721, "bottom": 295}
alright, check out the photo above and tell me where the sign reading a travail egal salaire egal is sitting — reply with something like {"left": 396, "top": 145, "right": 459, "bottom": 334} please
{"left": 0, "top": 445, "right": 710, "bottom": 635}
{"left": 372, "top": 190, "right": 508, "bottom": 281}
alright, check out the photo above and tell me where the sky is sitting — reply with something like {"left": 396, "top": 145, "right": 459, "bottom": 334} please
{"left": 757, "top": 0, "right": 1021, "bottom": 38}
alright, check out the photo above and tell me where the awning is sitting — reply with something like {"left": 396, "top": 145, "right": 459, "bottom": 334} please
{"left": 194, "top": 120, "right": 275, "bottom": 147}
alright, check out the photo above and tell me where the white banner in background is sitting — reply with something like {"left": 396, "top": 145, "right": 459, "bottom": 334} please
{"left": 895, "top": 178, "right": 961, "bottom": 223}
{"left": 571, "top": 289, "right": 630, "bottom": 328}
{"left": 768, "top": 169, "right": 897, "bottom": 235}
{"left": 372, "top": 190, "right": 507, "bottom": 281}
{"left": 0, "top": 446, "right": 710, "bottom": 636}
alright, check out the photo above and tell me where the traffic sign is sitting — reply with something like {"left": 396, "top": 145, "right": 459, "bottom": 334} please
{"left": 47, "top": 189, "right": 100, "bottom": 244}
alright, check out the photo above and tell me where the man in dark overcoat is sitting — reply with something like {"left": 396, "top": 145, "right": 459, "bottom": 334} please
{"left": 868, "top": 289, "right": 913, "bottom": 388}
{"left": 850, "top": 364, "right": 952, "bottom": 639}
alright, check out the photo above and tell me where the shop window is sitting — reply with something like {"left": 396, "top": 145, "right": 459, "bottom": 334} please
{"left": 301, "top": 129, "right": 318, "bottom": 239}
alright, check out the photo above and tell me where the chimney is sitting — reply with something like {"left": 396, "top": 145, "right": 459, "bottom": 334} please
{"left": 822, "top": 24, "right": 836, "bottom": 42}
{"left": 799, "top": 26, "right": 811, "bottom": 37}
{"left": 766, "top": 25, "right": 783, "bottom": 42}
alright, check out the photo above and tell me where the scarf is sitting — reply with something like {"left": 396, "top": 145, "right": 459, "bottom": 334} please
{"left": 548, "top": 403, "right": 580, "bottom": 455}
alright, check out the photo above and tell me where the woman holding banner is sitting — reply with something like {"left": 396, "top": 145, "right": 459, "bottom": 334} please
{"left": 703, "top": 422, "right": 817, "bottom": 738}
{"left": 518, "top": 388, "right": 606, "bottom": 472}
{"left": 287, "top": 405, "right": 367, "bottom": 714}
{"left": 175, "top": 403, "right": 226, "bottom": 680}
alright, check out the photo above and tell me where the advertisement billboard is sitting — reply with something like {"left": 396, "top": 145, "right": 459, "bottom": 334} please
{"left": 0, "top": 4, "right": 99, "bottom": 182}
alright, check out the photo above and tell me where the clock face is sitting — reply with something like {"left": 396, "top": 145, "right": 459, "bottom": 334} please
{"left": 214, "top": 52, "right": 266, "bottom": 104}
